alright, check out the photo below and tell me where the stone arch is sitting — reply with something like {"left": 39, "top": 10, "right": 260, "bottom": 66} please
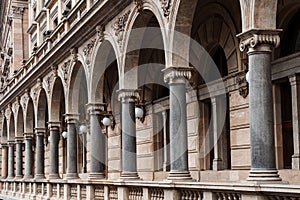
{"left": 122, "top": 9, "right": 166, "bottom": 90}
{"left": 190, "top": 3, "right": 241, "bottom": 74}
{"left": 239, "top": 0, "right": 278, "bottom": 31}
{"left": 1, "top": 117, "right": 8, "bottom": 143}
{"left": 25, "top": 98, "right": 35, "bottom": 134}
{"left": 67, "top": 60, "right": 88, "bottom": 121}
{"left": 90, "top": 40, "right": 119, "bottom": 103}
{"left": 50, "top": 77, "right": 66, "bottom": 123}
{"left": 36, "top": 88, "right": 48, "bottom": 129}
{"left": 8, "top": 112, "right": 15, "bottom": 141}
{"left": 16, "top": 107, "right": 24, "bottom": 137}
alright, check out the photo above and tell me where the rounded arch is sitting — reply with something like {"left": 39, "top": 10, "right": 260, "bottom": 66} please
{"left": 90, "top": 40, "right": 120, "bottom": 103}
{"left": 50, "top": 77, "right": 66, "bottom": 122}
{"left": 122, "top": 9, "right": 166, "bottom": 91}
{"left": 16, "top": 107, "right": 24, "bottom": 137}
{"left": 68, "top": 61, "right": 88, "bottom": 124}
{"left": 171, "top": 0, "right": 241, "bottom": 69}
{"left": 1, "top": 117, "right": 8, "bottom": 143}
{"left": 8, "top": 113, "right": 15, "bottom": 140}
{"left": 36, "top": 88, "right": 49, "bottom": 128}
{"left": 25, "top": 98, "right": 35, "bottom": 134}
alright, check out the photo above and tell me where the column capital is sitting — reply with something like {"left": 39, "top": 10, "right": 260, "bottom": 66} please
{"left": 15, "top": 137, "right": 23, "bottom": 143}
{"left": 9, "top": 6, "right": 25, "bottom": 19}
{"left": 86, "top": 103, "right": 105, "bottom": 115}
{"left": 117, "top": 89, "right": 140, "bottom": 103}
{"left": 237, "top": 29, "right": 282, "bottom": 53}
{"left": 162, "top": 67, "right": 192, "bottom": 85}
{"left": 34, "top": 127, "right": 46, "bottom": 136}
{"left": 7, "top": 140, "right": 15, "bottom": 146}
{"left": 48, "top": 121, "right": 61, "bottom": 130}
{"left": 64, "top": 113, "right": 80, "bottom": 123}
{"left": 1, "top": 143, "right": 8, "bottom": 148}
{"left": 24, "top": 133, "right": 34, "bottom": 139}
{"left": 289, "top": 74, "right": 300, "bottom": 86}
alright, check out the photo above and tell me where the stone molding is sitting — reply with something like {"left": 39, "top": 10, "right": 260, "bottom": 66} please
{"left": 238, "top": 29, "right": 282, "bottom": 52}
{"left": 163, "top": 67, "right": 192, "bottom": 85}
{"left": 117, "top": 89, "right": 140, "bottom": 103}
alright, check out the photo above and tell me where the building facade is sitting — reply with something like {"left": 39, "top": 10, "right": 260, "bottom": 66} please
{"left": 0, "top": 0, "right": 300, "bottom": 199}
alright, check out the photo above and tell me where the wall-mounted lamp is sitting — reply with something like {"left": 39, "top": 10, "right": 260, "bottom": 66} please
{"left": 79, "top": 124, "right": 87, "bottom": 135}
{"left": 62, "top": 131, "right": 68, "bottom": 139}
{"left": 101, "top": 114, "right": 116, "bottom": 130}
{"left": 135, "top": 106, "right": 145, "bottom": 123}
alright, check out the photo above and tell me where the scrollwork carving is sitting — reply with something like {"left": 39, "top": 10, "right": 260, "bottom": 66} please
{"left": 159, "top": 0, "right": 171, "bottom": 18}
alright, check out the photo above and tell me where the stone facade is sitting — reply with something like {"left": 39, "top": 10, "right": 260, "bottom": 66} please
{"left": 0, "top": 0, "right": 300, "bottom": 199}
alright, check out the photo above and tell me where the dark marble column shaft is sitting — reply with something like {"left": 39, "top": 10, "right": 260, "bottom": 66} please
{"left": 35, "top": 128, "right": 45, "bottom": 179}
{"left": 15, "top": 137, "right": 23, "bottom": 178}
{"left": 24, "top": 133, "right": 33, "bottom": 179}
{"left": 7, "top": 141, "right": 14, "bottom": 178}
{"left": 49, "top": 124, "right": 60, "bottom": 179}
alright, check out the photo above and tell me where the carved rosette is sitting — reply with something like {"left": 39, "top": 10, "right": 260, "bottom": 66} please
{"left": 235, "top": 71, "right": 249, "bottom": 98}
{"left": 238, "top": 29, "right": 281, "bottom": 53}
{"left": 159, "top": 0, "right": 172, "bottom": 18}
{"left": 163, "top": 67, "right": 192, "bottom": 85}
{"left": 83, "top": 39, "right": 96, "bottom": 65}
{"left": 117, "top": 89, "right": 140, "bottom": 103}
{"left": 112, "top": 10, "right": 131, "bottom": 47}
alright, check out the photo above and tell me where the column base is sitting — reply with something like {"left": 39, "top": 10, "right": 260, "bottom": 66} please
{"left": 120, "top": 172, "right": 140, "bottom": 180}
{"left": 49, "top": 174, "right": 61, "bottom": 179}
{"left": 88, "top": 172, "right": 105, "bottom": 180}
{"left": 247, "top": 170, "right": 282, "bottom": 182}
{"left": 35, "top": 174, "right": 46, "bottom": 179}
{"left": 167, "top": 171, "right": 192, "bottom": 181}
{"left": 66, "top": 173, "right": 79, "bottom": 179}
{"left": 15, "top": 175, "right": 23, "bottom": 179}
{"left": 292, "top": 154, "right": 300, "bottom": 169}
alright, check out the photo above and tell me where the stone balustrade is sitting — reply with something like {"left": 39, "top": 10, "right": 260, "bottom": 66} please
{"left": 1, "top": 180, "right": 300, "bottom": 200}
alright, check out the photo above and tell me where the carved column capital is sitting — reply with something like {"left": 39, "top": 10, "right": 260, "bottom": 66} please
{"left": 24, "top": 133, "right": 34, "bottom": 140}
{"left": 34, "top": 128, "right": 46, "bottom": 136}
{"left": 15, "top": 137, "right": 23, "bottom": 143}
{"left": 47, "top": 121, "right": 61, "bottom": 130}
{"left": 117, "top": 89, "right": 140, "bottom": 103}
{"left": 289, "top": 74, "right": 300, "bottom": 86}
{"left": 10, "top": 6, "right": 25, "bottom": 19}
{"left": 86, "top": 103, "right": 105, "bottom": 115}
{"left": 237, "top": 29, "right": 282, "bottom": 53}
{"left": 65, "top": 113, "right": 80, "bottom": 124}
{"left": 163, "top": 67, "right": 192, "bottom": 85}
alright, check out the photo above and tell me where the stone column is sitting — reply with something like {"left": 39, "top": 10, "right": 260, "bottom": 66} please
{"left": 49, "top": 122, "right": 61, "bottom": 179}
{"left": 163, "top": 67, "right": 192, "bottom": 180}
{"left": 118, "top": 89, "right": 140, "bottom": 179}
{"left": 35, "top": 128, "right": 46, "bottom": 179}
{"left": 24, "top": 133, "right": 34, "bottom": 179}
{"left": 7, "top": 140, "right": 15, "bottom": 178}
{"left": 15, "top": 137, "right": 23, "bottom": 178}
{"left": 289, "top": 74, "right": 300, "bottom": 169}
{"left": 65, "top": 114, "right": 79, "bottom": 179}
{"left": 1, "top": 143, "right": 8, "bottom": 178}
{"left": 211, "top": 97, "right": 222, "bottom": 170}
{"left": 87, "top": 103, "right": 106, "bottom": 179}
{"left": 162, "top": 110, "right": 169, "bottom": 172}
{"left": 238, "top": 29, "right": 281, "bottom": 181}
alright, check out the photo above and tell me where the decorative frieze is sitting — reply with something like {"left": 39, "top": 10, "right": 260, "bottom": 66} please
{"left": 163, "top": 67, "right": 192, "bottom": 84}
{"left": 112, "top": 10, "right": 131, "bottom": 46}
{"left": 238, "top": 29, "right": 281, "bottom": 52}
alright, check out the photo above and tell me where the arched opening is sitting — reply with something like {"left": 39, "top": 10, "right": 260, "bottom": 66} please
{"left": 16, "top": 109, "right": 24, "bottom": 137}
{"left": 279, "top": 9, "right": 300, "bottom": 57}
{"left": 188, "top": 0, "right": 241, "bottom": 171}
{"left": 51, "top": 78, "right": 66, "bottom": 174}
{"left": 125, "top": 10, "right": 168, "bottom": 174}
{"left": 68, "top": 62, "right": 88, "bottom": 174}
{"left": 8, "top": 114, "right": 15, "bottom": 141}
{"left": 26, "top": 99, "right": 35, "bottom": 175}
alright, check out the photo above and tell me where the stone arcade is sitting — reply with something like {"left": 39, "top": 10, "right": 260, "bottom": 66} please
{"left": 0, "top": 0, "right": 300, "bottom": 199}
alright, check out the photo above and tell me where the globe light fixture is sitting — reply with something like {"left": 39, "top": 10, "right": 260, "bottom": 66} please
{"left": 62, "top": 131, "right": 68, "bottom": 139}
{"left": 79, "top": 124, "right": 87, "bottom": 135}
{"left": 135, "top": 107, "right": 144, "bottom": 118}
{"left": 246, "top": 71, "right": 250, "bottom": 83}
{"left": 102, "top": 117, "right": 111, "bottom": 127}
